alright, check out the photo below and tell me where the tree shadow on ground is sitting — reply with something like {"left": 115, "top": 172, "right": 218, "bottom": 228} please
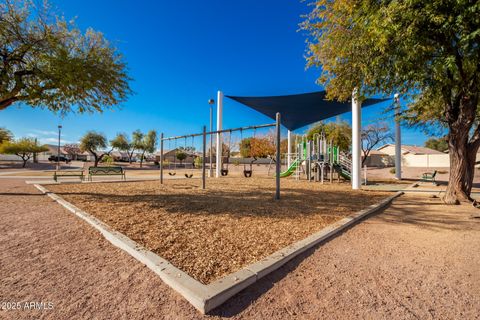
{"left": 367, "top": 196, "right": 480, "bottom": 231}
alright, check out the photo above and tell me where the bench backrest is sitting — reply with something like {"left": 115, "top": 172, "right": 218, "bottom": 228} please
{"left": 89, "top": 166, "right": 124, "bottom": 174}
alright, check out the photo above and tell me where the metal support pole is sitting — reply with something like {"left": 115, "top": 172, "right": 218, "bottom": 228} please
{"left": 364, "top": 164, "right": 367, "bottom": 185}
{"left": 209, "top": 103, "right": 213, "bottom": 177}
{"left": 352, "top": 89, "right": 361, "bottom": 190}
{"left": 287, "top": 130, "right": 292, "bottom": 167}
{"left": 57, "top": 125, "right": 62, "bottom": 170}
{"left": 394, "top": 93, "right": 402, "bottom": 180}
{"left": 215, "top": 91, "right": 223, "bottom": 178}
{"left": 275, "top": 113, "right": 281, "bottom": 200}
{"left": 202, "top": 126, "right": 206, "bottom": 189}
{"left": 160, "top": 133, "right": 164, "bottom": 184}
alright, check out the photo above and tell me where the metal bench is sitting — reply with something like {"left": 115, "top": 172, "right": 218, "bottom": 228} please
{"left": 422, "top": 170, "right": 437, "bottom": 183}
{"left": 88, "top": 166, "right": 126, "bottom": 181}
{"left": 53, "top": 170, "right": 84, "bottom": 182}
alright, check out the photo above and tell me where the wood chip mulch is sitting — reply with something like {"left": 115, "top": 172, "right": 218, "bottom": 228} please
{"left": 47, "top": 178, "right": 389, "bottom": 284}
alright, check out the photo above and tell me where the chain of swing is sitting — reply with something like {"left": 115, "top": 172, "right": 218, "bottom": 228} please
{"left": 167, "top": 135, "right": 196, "bottom": 178}
{"left": 220, "top": 128, "right": 256, "bottom": 178}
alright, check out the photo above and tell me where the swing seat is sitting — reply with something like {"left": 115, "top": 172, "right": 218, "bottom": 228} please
{"left": 243, "top": 170, "right": 252, "bottom": 178}
{"left": 168, "top": 172, "right": 176, "bottom": 176}
{"left": 185, "top": 173, "right": 193, "bottom": 178}
{"left": 221, "top": 169, "right": 229, "bottom": 176}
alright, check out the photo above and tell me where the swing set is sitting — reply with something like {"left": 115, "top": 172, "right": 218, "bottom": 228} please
{"left": 159, "top": 112, "right": 282, "bottom": 200}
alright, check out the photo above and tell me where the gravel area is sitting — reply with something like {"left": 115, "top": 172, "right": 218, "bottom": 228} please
{"left": 1, "top": 179, "right": 479, "bottom": 319}
{"left": 46, "top": 178, "right": 388, "bottom": 284}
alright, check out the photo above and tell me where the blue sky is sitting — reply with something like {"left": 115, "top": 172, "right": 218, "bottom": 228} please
{"left": 2, "top": 0, "right": 426, "bottom": 148}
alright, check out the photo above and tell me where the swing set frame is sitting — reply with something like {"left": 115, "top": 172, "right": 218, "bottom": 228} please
{"left": 159, "top": 113, "right": 282, "bottom": 199}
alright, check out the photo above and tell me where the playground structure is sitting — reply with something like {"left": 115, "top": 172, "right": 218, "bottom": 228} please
{"left": 159, "top": 113, "right": 282, "bottom": 199}
{"left": 280, "top": 133, "right": 352, "bottom": 183}
{"left": 158, "top": 89, "right": 397, "bottom": 191}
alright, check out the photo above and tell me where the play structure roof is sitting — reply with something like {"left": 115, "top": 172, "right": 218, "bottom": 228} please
{"left": 227, "top": 91, "right": 388, "bottom": 131}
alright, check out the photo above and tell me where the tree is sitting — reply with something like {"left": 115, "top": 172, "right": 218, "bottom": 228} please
{"left": 239, "top": 137, "right": 275, "bottom": 158}
{"left": 0, "top": 0, "right": 131, "bottom": 112}
{"left": 110, "top": 133, "right": 136, "bottom": 163}
{"left": 176, "top": 150, "right": 187, "bottom": 165}
{"left": 303, "top": 1, "right": 480, "bottom": 204}
{"left": 79, "top": 131, "right": 111, "bottom": 167}
{"left": 425, "top": 137, "right": 448, "bottom": 153}
{"left": 0, "top": 127, "right": 13, "bottom": 144}
{"left": 136, "top": 130, "right": 157, "bottom": 168}
{"left": 63, "top": 144, "right": 81, "bottom": 160}
{"left": 307, "top": 121, "right": 351, "bottom": 151}
{"left": 0, "top": 138, "right": 48, "bottom": 167}
{"left": 361, "top": 123, "right": 394, "bottom": 166}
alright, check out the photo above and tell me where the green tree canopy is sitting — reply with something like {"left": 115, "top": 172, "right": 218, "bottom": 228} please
{"left": 79, "top": 131, "right": 109, "bottom": 167}
{"left": 306, "top": 121, "right": 351, "bottom": 151}
{"left": 110, "top": 133, "right": 130, "bottom": 151}
{"left": 0, "top": 0, "right": 131, "bottom": 112}
{"left": 303, "top": 0, "right": 480, "bottom": 204}
{"left": 175, "top": 150, "right": 187, "bottom": 164}
{"left": 0, "top": 137, "right": 48, "bottom": 167}
{"left": 425, "top": 137, "right": 448, "bottom": 153}
{"left": 136, "top": 130, "right": 157, "bottom": 167}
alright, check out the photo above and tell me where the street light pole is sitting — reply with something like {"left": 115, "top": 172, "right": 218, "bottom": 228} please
{"left": 208, "top": 98, "right": 215, "bottom": 177}
{"left": 57, "top": 125, "right": 62, "bottom": 170}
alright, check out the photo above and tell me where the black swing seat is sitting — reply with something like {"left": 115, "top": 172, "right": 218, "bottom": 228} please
{"left": 185, "top": 173, "right": 193, "bottom": 178}
{"left": 243, "top": 170, "right": 252, "bottom": 178}
{"left": 168, "top": 172, "right": 176, "bottom": 176}
{"left": 221, "top": 169, "right": 229, "bottom": 176}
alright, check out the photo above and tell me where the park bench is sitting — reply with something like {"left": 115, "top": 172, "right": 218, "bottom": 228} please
{"left": 421, "top": 170, "right": 437, "bottom": 183}
{"left": 53, "top": 170, "right": 84, "bottom": 182}
{"left": 88, "top": 166, "right": 126, "bottom": 181}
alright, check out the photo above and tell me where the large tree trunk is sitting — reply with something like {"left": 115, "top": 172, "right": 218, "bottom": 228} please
{"left": 444, "top": 96, "right": 479, "bottom": 204}
{"left": 444, "top": 133, "right": 471, "bottom": 204}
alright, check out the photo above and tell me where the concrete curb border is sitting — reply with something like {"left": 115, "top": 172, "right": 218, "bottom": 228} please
{"left": 34, "top": 183, "right": 402, "bottom": 314}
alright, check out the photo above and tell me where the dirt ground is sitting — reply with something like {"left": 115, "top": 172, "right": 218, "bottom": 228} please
{"left": 1, "top": 178, "right": 479, "bottom": 319}
{"left": 46, "top": 178, "right": 388, "bottom": 284}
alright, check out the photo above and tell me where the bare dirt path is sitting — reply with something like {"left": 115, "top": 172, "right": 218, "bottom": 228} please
{"left": 0, "top": 179, "right": 479, "bottom": 319}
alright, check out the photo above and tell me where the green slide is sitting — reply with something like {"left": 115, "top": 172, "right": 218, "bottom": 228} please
{"left": 334, "top": 164, "right": 351, "bottom": 180}
{"left": 279, "top": 159, "right": 300, "bottom": 178}
{"left": 339, "top": 170, "right": 351, "bottom": 180}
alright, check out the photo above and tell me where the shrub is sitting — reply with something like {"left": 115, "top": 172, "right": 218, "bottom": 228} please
{"left": 389, "top": 168, "right": 395, "bottom": 174}
{"left": 194, "top": 156, "right": 203, "bottom": 168}
{"left": 101, "top": 155, "right": 114, "bottom": 165}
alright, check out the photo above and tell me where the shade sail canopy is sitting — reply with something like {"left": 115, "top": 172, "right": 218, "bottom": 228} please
{"left": 226, "top": 91, "right": 388, "bottom": 131}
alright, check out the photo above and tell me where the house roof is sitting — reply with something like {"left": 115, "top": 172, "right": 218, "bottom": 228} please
{"left": 378, "top": 144, "right": 445, "bottom": 155}
{"left": 367, "top": 150, "right": 388, "bottom": 155}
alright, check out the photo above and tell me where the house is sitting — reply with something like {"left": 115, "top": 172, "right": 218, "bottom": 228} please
{"left": 39, "top": 144, "right": 93, "bottom": 161}
{"left": 377, "top": 144, "right": 449, "bottom": 167}
{"left": 110, "top": 151, "right": 134, "bottom": 162}
{"left": 362, "top": 149, "right": 393, "bottom": 167}
{"left": 155, "top": 149, "right": 198, "bottom": 167}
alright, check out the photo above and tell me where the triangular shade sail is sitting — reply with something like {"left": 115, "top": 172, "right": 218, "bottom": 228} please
{"left": 226, "top": 91, "right": 389, "bottom": 131}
